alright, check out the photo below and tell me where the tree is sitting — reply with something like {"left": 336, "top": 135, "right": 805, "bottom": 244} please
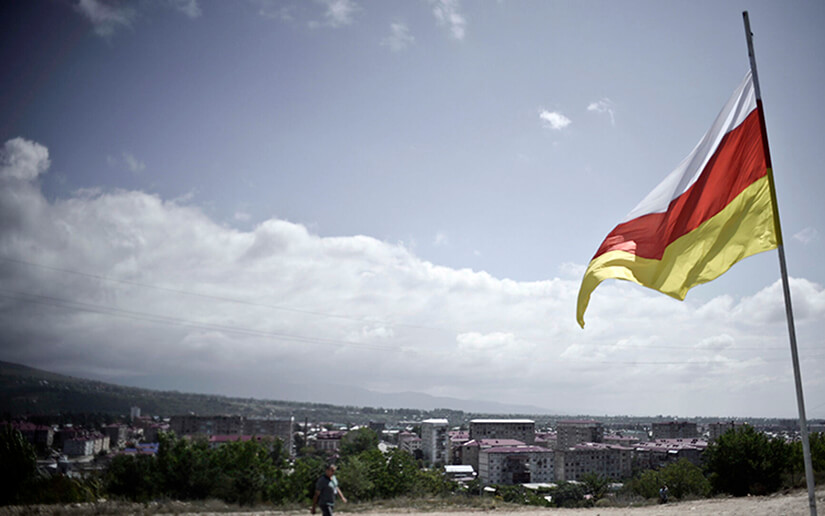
{"left": 339, "top": 427, "right": 379, "bottom": 457}
{"left": 704, "top": 425, "right": 790, "bottom": 496}
{"left": 547, "top": 481, "right": 587, "bottom": 508}
{"left": 104, "top": 454, "right": 159, "bottom": 501}
{"left": 628, "top": 459, "right": 710, "bottom": 500}
{"left": 659, "top": 459, "right": 710, "bottom": 499}
{"left": 155, "top": 432, "right": 216, "bottom": 499}
{"left": 789, "top": 431, "right": 825, "bottom": 486}
{"left": 210, "top": 439, "right": 279, "bottom": 505}
{"left": 580, "top": 472, "right": 609, "bottom": 501}
{"left": 288, "top": 455, "right": 325, "bottom": 502}
{"left": 627, "top": 468, "right": 662, "bottom": 500}
{"left": 0, "top": 425, "right": 37, "bottom": 505}
{"left": 384, "top": 448, "right": 422, "bottom": 496}
{"left": 337, "top": 454, "right": 376, "bottom": 500}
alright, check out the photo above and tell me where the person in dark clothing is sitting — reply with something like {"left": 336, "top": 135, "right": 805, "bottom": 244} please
{"left": 659, "top": 484, "right": 669, "bottom": 504}
{"left": 311, "top": 464, "right": 347, "bottom": 516}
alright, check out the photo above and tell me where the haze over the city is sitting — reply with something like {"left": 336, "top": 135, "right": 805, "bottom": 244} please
{"left": 1, "top": 0, "right": 823, "bottom": 418}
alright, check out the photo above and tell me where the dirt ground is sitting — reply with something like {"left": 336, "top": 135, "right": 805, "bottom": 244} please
{"left": 2, "top": 487, "right": 822, "bottom": 516}
{"left": 204, "top": 486, "right": 825, "bottom": 516}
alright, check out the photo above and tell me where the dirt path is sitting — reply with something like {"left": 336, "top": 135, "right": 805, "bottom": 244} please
{"left": 234, "top": 487, "right": 824, "bottom": 516}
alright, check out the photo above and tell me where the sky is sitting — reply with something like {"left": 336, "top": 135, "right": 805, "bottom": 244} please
{"left": 1, "top": 0, "right": 824, "bottom": 419}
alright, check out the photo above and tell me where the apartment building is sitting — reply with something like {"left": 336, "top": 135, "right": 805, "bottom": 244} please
{"left": 556, "top": 420, "right": 604, "bottom": 449}
{"left": 708, "top": 421, "right": 747, "bottom": 441}
{"left": 398, "top": 431, "right": 422, "bottom": 455}
{"left": 169, "top": 415, "right": 294, "bottom": 455}
{"left": 421, "top": 419, "right": 450, "bottom": 466}
{"left": 632, "top": 438, "right": 708, "bottom": 470}
{"left": 479, "top": 445, "right": 554, "bottom": 485}
{"left": 63, "top": 433, "right": 109, "bottom": 457}
{"left": 554, "top": 442, "right": 632, "bottom": 482}
{"left": 171, "top": 415, "right": 244, "bottom": 436}
{"left": 104, "top": 424, "right": 128, "bottom": 449}
{"left": 469, "top": 419, "right": 535, "bottom": 444}
{"left": 8, "top": 421, "right": 54, "bottom": 451}
{"left": 461, "top": 438, "right": 526, "bottom": 471}
{"left": 313, "top": 430, "right": 346, "bottom": 453}
{"left": 534, "top": 431, "right": 557, "bottom": 449}
{"left": 449, "top": 430, "right": 470, "bottom": 465}
{"left": 64, "top": 437, "right": 96, "bottom": 457}
{"left": 651, "top": 421, "right": 698, "bottom": 439}
{"left": 603, "top": 433, "right": 640, "bottom": 448}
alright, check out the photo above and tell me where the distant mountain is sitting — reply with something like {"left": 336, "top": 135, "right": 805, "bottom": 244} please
{"left": 0, "top": 360, "right": 553, "bottom": 421}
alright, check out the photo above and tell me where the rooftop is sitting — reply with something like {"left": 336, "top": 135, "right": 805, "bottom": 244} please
{"left": 483, "top": 445, "right": 549, "bottom": 454}
{"left": 463, "top": 438, "right": 526, "bottom": 448}
{"left": 471, "top": 419, "right": 534, "bottom": 424}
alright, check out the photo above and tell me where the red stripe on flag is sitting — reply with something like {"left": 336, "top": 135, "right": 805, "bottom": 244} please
{"left": 592, "top": 109, "right": 766, "bottom": 262}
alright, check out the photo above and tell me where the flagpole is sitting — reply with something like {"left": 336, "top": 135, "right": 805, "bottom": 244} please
{"left": 743, "top": 11, "right": 817, "bottom": 516}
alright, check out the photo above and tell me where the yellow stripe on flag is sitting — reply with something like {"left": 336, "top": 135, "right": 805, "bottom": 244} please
{"left": 577, "top": 174, "right": 777, "bottom": 327}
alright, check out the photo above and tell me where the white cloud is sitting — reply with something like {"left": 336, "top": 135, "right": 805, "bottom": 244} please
{"left": 107, "top": 152, "right": 146, "bottom": 173}
{"left": 167, "top": 0, "right": 202, "bottom": 18}
{"left": 539, "top": 109, "right": 571, "bottom": 130}
{"left": 382, "top": 23, "right": 414, "bottom": 52}
{"left": 255, "top": 0, "right": 296, "bottom": 21}
{"left": 74, "top": 0, "right": 200, "bottom": 37}
{"left": 433, "top": 231, "right": 449, "bottom": 247}
{"left": 0, "top": 138, "right": 49, "bottom": 181}
{"left": 234, "top": 211, "right": 252, "bottom": 222}
{"left": 793, "top": 227, "right": 819, "bottom": 245}
{"left": 75, "top": 0, "right": 137, "bottom": 37}
{"left": 695, "top": 334, "right": 734, "bottom": 352}
{"left": 309, "top": 0, "right": 359, "bottom": 28}
{"left": 430, "top": 0, "right": 466, "bottom": 40}
{"left": 1, "top": 137, "right": 823, "bottom": 417}
{"left": 587, "top": 98, "right": 616, "bottom": 126}
{"left": 122, "top": 153, "right": 146, "bottom": 173}
{"left": 559, "top": 261, "right": 585, "bottom": 279}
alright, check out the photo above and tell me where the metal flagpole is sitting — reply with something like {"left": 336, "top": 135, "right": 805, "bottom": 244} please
{"left": 743, "top": 11, "right": 817, "bottom": 516}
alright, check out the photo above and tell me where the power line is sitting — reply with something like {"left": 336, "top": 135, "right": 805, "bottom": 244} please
{"left": 0, "top": 289, "right": 397, "bottom": 352}
{"left": 0, "top": 255, "right": 813, "bottom": 357}
{"left": 0, "top": 255, "right": 453, "bottom": 334}
{"left": 590, "top": 354, "right": 825, "bottom": 365}
{"left": 4, "top": 288, "right": 821, "bottom": 365}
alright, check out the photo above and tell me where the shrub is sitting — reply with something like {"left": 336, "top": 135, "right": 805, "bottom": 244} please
{"left": 704, "top": 425, "right": 790, "bottom": 496}
{"left": 0, "top": 425, "right": 38, "bottom": 505}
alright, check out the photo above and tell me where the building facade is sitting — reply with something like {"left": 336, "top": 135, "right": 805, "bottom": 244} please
{"left": 651, "top": 421, "right": 698, "bottom": 439}
{"left": 469, "top": 419, "right": 535, "bottom": 444}
{"left": 632, "top": 438, "right": 708, "bottom": 470}
{"left": 479, "top": 445, "right": 554, "bottom": 485}
{"left": 461, "top": 438, "right": 526, "bottom": 471}
{"left": 398, "top": 431, "right": 422, "bottom": 455}
{"left": 421, "top": 419, "right": 450, "bottom": 466}
{"left": 169, "top": 415, "right": 294, "bottom": 455}
{"left": 313, "top": 430, "right": 346, "bottom": 453}
{"left": 708, "top": 421, "right": 747, "bottom": 441}
{"left": 556, "top": 420, "right": 604, "bottom": 449}
{"left": 554, "top": 442, "right": 632, "bottom": 482}
{"left": 448, "top": 430, "right": 470, "bottom": 465}
{"left": 170, "top": 415, "right": 244, "bottom": 436}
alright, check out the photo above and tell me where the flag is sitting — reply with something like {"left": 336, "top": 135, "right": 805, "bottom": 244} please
{"left": 576, "top": 71, "right": 778, "bottom": 328}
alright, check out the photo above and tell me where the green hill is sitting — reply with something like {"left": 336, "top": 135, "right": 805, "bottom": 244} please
{"left": 0, "top": 360, "right": 441, "bottom": 423}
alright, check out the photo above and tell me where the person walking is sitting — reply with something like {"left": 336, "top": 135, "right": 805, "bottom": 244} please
{"left": 311, "top": 464, "right": 347, "bottom": 516}
{"left": 659, "top": 484, "right": 669, "bottom": 504}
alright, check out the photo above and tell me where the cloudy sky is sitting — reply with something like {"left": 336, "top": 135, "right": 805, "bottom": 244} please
{"left": 1, "top": 0, "right": 824, "bottom": 419}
